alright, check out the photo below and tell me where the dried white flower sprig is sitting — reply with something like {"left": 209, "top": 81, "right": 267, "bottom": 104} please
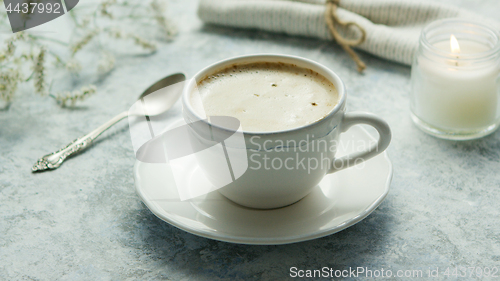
{"left": 97, "top": 51, "right": 116, "bottom": 74}
{"left": 52, "top": 85, "right": 97, "bottom": 107}
{"left": 0, "top": 0, "right": 176, "bottom": 107}
{"left": 70, "top": 28, "right": 101, "bottom": 55}
{"left": 65, "top": 58, "right": 83, "bottom": 73}
{"left": 151, "top": 0, "right": 178, "bottom": 41}
{"left": 103, "top": 27, "right": 158, "bottom": 52}
{"left": 0, "top": 69, "right": 21, "bottom": 103}
{"left": 100, "top": 0, "right": 117, "bottom": 19}
{"left": 33, "top": 47, "right": 47, "bottom": 95}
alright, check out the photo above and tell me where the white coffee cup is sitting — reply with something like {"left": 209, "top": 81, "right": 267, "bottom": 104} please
{"left": 182, "top": 54, "right": 391, "bottom": 209}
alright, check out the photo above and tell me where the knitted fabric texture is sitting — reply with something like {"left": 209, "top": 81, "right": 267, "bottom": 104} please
{"left": 198, "top": 0, "right": 500, "bottom": 66}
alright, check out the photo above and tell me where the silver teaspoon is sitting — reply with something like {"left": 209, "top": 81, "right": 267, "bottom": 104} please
{"left": 32, "top": 73, "right": 186, "bottom": 172}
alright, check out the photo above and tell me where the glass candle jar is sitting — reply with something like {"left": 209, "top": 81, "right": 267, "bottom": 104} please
{"left": 410, "top": 18, "right": 500, "bottom": 140}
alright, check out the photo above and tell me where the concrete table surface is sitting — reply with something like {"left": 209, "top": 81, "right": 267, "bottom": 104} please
{"left": 1, "top": 0, "right": 500, "bottom": 280}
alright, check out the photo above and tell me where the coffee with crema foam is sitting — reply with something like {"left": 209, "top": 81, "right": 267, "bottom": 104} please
{"left": 192, "top": 62, "right": 339, "bottom": 132}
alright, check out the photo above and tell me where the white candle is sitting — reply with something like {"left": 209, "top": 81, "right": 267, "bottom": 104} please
{"left": 411, "top": 36, "right": 499, "bottom": 131}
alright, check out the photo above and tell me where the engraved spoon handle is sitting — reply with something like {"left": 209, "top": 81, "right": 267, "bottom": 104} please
{"left": 32, "top": 111, "right": 129, "bottom": 172}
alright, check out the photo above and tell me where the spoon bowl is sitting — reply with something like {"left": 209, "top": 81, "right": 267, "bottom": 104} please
{"left": 131, "top": 73, "right": 186, "bottom": 116}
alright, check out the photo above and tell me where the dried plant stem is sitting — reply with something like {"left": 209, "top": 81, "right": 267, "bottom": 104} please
{"left": 0, "top": 69, "right": 22, "bottom": 103}
{"left": 103, "top": 28, "right": 157, "bottom": 52}
{"left": 51, "top": 85, "right": 97, "bottom": 107}
{"left": 71, "top": 29, "right": 101, "bottom": 55}
{"left": 151, "top": 0, "right": 177, "bottom": 40}
{"left": 100, "top": 0, "right": 117, "bottom": 18}
{"left": 129, "top": 34, "right": 157, "bottom": 51}
{"left": 33, "top": 48, "right": 47, "bottom": 95}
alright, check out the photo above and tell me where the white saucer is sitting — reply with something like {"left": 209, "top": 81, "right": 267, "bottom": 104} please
{"left": 134, "top": 124, "right": 393, "bottom": 245}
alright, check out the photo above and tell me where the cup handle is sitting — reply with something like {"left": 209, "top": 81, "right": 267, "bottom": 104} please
{"left": 327, "top": 112, "right": 391, "bottom": 174}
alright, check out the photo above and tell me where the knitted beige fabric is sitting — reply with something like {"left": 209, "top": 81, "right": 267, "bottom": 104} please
{"left": 198, "top": 0, "right": 500, "bottom": 65}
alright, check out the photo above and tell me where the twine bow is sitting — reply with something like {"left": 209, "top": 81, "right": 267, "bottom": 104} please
{"left": 325, "top": 0, "right": 367, "bottom": 72}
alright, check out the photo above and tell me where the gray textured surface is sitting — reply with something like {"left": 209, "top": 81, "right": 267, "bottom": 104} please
{"left": 1, "top": 0, "right": 500, "bottom": 280}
